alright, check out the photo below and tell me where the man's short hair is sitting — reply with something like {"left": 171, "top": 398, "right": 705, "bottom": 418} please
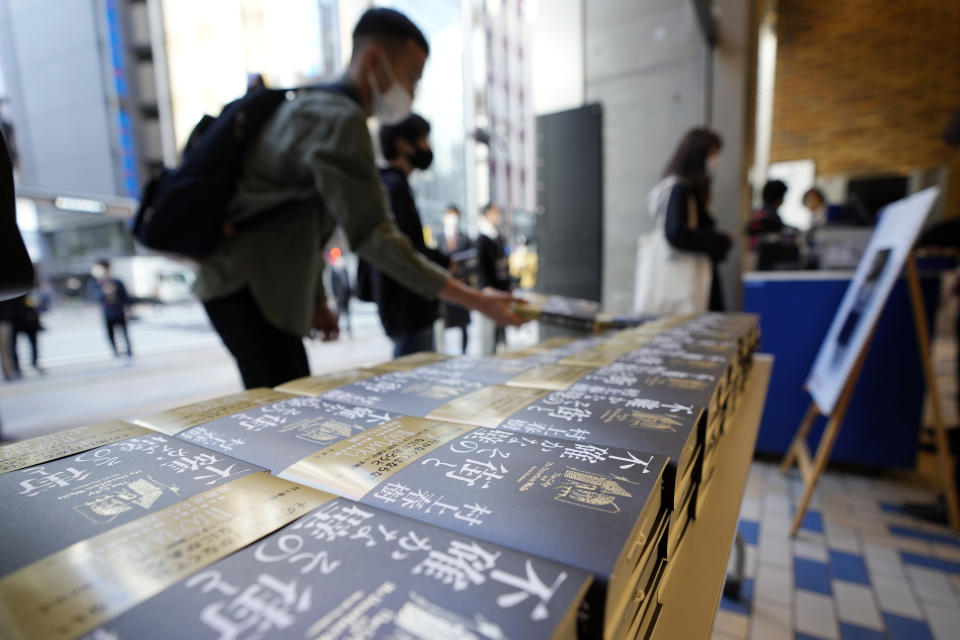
{"left": 379, "top": 113, "right": 430, "bottom": 161}
{"left": 762, "top": 180, "right": 788, "bottom": 205}
{"left": 445, "top": 204, "right": 461, "bottom": 215}
{"left": 803, "top": 187, "right": 825, "bottom": 204}
{"left": 482, "top": 202, "right": 499, "bottom": 217}
{"left": 95, "top": 258, "right": 110, "bottom": 270}
{"left": 352, "top": 8, "right": 429, "bottom": 60}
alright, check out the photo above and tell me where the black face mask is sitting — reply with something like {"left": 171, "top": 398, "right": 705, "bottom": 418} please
{"left": 408, "top": 147, "right": 433, "bottom": 170}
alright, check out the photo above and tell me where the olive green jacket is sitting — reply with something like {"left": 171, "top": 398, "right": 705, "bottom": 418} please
{"left": 194, "top": 80, "right": 448, "bottom": 336}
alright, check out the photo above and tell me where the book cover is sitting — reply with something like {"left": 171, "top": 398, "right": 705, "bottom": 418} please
{"left": 275, "top": 368, "right": 383, "bottom": 397}
{"left": 176, "top": 395, "right": 403, "bottom": 474}
{"left": 411, "top": 355, "right": 545, "bottom": 385}
{"left": 495, "top": 336, "right": 580, "bottom": 361}
{"left": 516, "top": 294, "right": 606, "bottom": 332}
{"left": 0, "top": 432, "right": 263, "bottom": 578}
{"left": 0, "top": 421, "right": 150, "bottom": 475}
{"left": 367, "top": 351, "right": 453, "bottom": 372}
{"left": 281, "top": 417, "right": 666, "bottom": 638}
{"left": 83, "top": 497, "right": 593, "bottom": 640}
{"left": 320, "top": 369, "right": 550, "bottom": 428}
{"left": 0, "top": 473, "right": 326, "bottom": 640}
{"left": 580, "top": 361, "right": 723, "bottom": 425}
{"left": 405, "top": 355, "right": 596, "bottom": 391}
{"left": 134, "top": 388, "right": 292, "bottom": 436}
{"left": 488, "top": 381, "right": 703, "bottom": 510}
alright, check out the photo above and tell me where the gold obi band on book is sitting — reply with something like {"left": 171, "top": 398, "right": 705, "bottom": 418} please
{"left": 0, "top": 421, "right": 151, "bottom": 474}
{"left": 0, "top": 472, "right": 333, "bottom": 640}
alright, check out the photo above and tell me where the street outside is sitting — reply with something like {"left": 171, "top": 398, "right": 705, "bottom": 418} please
{"left": 0, "top": 300, "right": 537, "bottom": 442}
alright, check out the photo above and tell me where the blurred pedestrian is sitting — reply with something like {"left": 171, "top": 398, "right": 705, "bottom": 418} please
{"left": 194, "top": 8, "right": 523, "bottom": 389}
{"left": 634, "top": 128, "right": 732, "bottom": 313}
{"left": 438, "top": 205, "right": 473, "bottom": 354}
{"left": 747, "top": 179, "right": 800, "bottom": 270}
{"left": 328, "top": 250, "right": 352, "bottom": 338}
{"left": 747, "top": 179, "right": 789, "bottom": 246}
{"left": 477, "top": 203, "right": 511, "bottom": 353}
{"left": 90, "top": 259, "right": 133, "bottom": 358}
{"left": 0, "top": 297, "right": 19, "bottom": 381}
{"left": 11, "top": 291, "right": 44, "bottom": 374}
{"left": 359, "top": 113, "right": 448, "bottom": 356}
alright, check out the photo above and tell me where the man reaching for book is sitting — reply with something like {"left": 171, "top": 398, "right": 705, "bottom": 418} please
{"left": 195, "top": 9, "right": 524, "bottom": 389}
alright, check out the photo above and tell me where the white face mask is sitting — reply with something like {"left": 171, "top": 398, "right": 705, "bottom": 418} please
{"left": 443, "top": 215, "right": 459, "bottom": 235}
{"left": 706, "top": 154, "right": 720, "bottom": 177}
{"left": 368, "top": 53, "right": 412, "bottom": 125}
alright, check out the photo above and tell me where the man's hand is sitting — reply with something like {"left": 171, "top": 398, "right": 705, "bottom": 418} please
{"left": 312, "top": 301, "right": 340, "bottom": 342}
{"left": 438, "top": 277, "right": 526, "bottom": 327}
{"left": 477, "top": 287, "right": 527, "bottom": 327}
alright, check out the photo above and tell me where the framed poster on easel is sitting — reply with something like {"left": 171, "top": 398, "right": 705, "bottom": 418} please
{"left": 780, "top": 186, "right": 960, "bottom": 534}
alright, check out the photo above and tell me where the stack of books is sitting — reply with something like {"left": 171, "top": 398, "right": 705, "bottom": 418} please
{"left": 0, "top": 312, "right": 759, "bottom": 640}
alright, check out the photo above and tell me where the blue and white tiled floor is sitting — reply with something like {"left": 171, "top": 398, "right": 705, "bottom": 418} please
{"left": 713, "top": 461, "right": 960, "bottom": 640}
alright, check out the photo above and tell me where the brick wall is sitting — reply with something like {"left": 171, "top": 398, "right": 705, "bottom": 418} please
{"left": 771, "top": 0, "right": 960, "bottom": 217}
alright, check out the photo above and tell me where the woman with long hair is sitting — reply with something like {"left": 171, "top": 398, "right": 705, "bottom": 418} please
{"left": 634, "top": 128, "right": 732, "bottom": 313}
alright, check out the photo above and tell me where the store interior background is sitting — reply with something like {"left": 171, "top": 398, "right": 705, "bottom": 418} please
{"left": 2, "top": 1, "right": 960, "bottom": 637}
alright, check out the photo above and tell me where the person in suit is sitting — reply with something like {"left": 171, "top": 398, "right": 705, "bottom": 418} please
{"left": 477, "top": 203, "right": 511, "bottom": 352}
{"left": 438, "top": 205, "right": 473, "bottom": 354}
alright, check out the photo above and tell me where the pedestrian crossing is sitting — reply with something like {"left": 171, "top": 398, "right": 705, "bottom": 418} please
{"left": 9, "top": 303, "right": 223, "bottom": 372}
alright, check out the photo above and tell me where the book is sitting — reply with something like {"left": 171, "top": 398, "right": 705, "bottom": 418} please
{"left": 0, "top": 432, "right": 264, "bottom": 579}
{"left": 275, "top": 367, "right": 384, "bottom": 397}
{"left": 0, "top": 473, "right": 325, "bottom": 640}
{"left": 279, "top": 416, "right": 667, "bottom": 639}
{"left": 134, "top": 388, "right": 292, "bottom": 436}
{"left": 594, "top": 312, "right": 661, "bottom": 332}
{"left": 83, "top": 497, "right": 593, "bottom": 640}
{"left": 606, "top": 511, "right": 669, "bottom": 640}
{"left": 512, "top": 293, "right": 604, "bottom": 332}
{"left": 318, "top": 368, "right": 551, "bottom": 428}
{"left": 367, "top": 351, "right": 453, "bottom": 372}
{"left": 402, "top": 355, "right": 597, "bottom": 391}
{"left": 511, "top": 294, "right": 665, "bottom": 334}
{"left": 175, "top": 394, "right": 404, "bottom": 474}
{"left": 445, "top": 380, "right": 703, "bottom": 514}
{"left": 0, "top": 421, "right": 150, "bottom": 474}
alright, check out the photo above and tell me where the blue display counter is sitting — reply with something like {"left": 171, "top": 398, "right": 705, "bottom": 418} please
{"left": 742, "top": 270, "right": 940, "bottom": 469}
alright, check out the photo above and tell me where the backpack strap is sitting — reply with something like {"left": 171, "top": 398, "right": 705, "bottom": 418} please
{"left": 223, "top": 82, "right": 358, "bottom": 237}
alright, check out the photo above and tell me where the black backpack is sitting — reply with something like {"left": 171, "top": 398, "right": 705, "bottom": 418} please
{"left": 133, "top": 87, "right": 292, "bottom": 258}
{"left": 135, "top": 83, "right": 348, "bottom": 259}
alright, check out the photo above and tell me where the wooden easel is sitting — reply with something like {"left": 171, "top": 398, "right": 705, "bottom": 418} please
{"left": 781, "top": 254, "right": 960, "bottom": 536}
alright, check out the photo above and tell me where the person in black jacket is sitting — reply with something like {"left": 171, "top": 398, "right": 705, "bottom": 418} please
{"left": 359, "top": 113, "right": 449, "bottom": 356}
{"left": 747, "top": 179, "right": 801, "bottom": 270}
{"left": 660, "top": 128, "right": 732, "bottom": 310}
{"left": 90, "top": 259, "right": 134, "bottom": 358}
{"left": 747, "top": 180, "right": 788, "bottom": 244}
{"left": 11, "top": 292, "right": 44, "bottom": 374}
{"left": 477, "top": 202, "right": 511, "bottom": 351}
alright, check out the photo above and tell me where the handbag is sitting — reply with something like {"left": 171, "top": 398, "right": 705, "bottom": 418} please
{"left": 633, "top": 179, "right": 712, "bottom": 314}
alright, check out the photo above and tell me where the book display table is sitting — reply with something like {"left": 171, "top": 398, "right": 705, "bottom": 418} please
{"left": 0, "top": 313, "right": 770, "bottom": 640}
{"left": 654, "top": 354, "right": 772, "bottom": 639}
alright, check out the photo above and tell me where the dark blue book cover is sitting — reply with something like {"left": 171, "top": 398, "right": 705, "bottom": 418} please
{"left": 83, "top": 497, "right": 593, "bottom": 640}
{"left": 282, "top": 417, "right": 666, "bottom": 637}
{"left": 0, "top": 433, "right": 263, "bottom": 577}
